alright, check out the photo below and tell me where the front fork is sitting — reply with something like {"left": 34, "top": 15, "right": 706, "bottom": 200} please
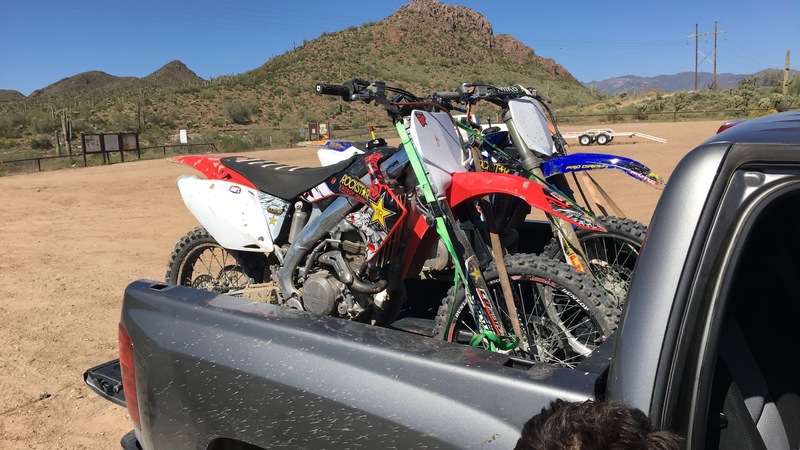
{"left": 542, "top": 173, "right": 590, "bottom": 272}
{"left": 502, "top": 107, "right": 590, "bottom": 273}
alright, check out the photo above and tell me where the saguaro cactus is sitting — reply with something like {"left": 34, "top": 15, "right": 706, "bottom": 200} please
{"left": 60, "top": 108, "right": 73, "bottom": 155}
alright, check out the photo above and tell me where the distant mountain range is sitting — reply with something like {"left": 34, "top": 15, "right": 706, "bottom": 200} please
{"left": 582, "top": 70, "right": 796, "bottom": 95}
{"left": 0, "top": 60, "right": 203, "bottom": 99}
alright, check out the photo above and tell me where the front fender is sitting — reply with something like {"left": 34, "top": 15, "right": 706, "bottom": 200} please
{"left": 447, "top": 172, "right": 603, "bottom": 231}
{"left": 169, "top": 155, "right": 256, "bottom": 188}
{"left": 543, "top": 153, "right": 665, "bottom": 189}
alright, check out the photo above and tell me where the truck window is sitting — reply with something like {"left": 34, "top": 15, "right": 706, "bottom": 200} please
{"left": 704, "top": 189, "right": 800, "bottom": 449}
{"left": 668, "top": 168, "right": 800, "bottom": 449}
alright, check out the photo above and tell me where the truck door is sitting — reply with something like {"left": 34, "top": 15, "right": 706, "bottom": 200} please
{"left": 658, "top": 144, "right": 800, "bottom": 449}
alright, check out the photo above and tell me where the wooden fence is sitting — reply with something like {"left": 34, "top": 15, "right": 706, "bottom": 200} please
{"left": 0, "top": 143, "right": 217, "bottom": 177}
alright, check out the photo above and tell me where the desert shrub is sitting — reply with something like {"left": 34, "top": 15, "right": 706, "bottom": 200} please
{"left": 634, "top": 102, "right": 649, "bottom": 120}
{"left": 30, "top": 111, "right": 59, "bottom": 134}
{"left": 0, "top": 137, "right": 16, "bottom": 149}
{"left": 0, "top": 116, "right": 20, "bottom": 138}
{"left": 30, "top": 136, "right": 53, "bottom": 150}
{"left": 218, "top": 134, "right": 254, "bottom": 152}
{"left": 224, "top": 102, "right": 252, "bottom": 125}
{"left": 749, "top": 108, "right": 777, "bottom": 118}
{"left": 109, "top": 111, "right": 137, "bottom": 132}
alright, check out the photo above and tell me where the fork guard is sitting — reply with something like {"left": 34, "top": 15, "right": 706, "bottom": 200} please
{"left": 447, "top": 172, "right": 604, "bottom": 232}
{"left": 542, "top": 153, "right": 665, "bottom": 189}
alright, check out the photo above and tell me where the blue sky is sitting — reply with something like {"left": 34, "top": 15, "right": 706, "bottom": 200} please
{"left": 1, "top": 0, "right": 797, "bottom": 95}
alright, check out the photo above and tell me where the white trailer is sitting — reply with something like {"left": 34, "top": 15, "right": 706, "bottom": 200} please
{"left": 561, "top": 128, "right": 667, "bottom": 146}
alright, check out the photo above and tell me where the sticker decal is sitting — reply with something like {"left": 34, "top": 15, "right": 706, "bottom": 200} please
{"left": 337, "top": 173, "right": 371, "bottom": 202}
{"left": 368, "top": 193, "right": 396, "bottom": 231}
{"left": 415, "top": 112, "right": 427, "bottom": 127}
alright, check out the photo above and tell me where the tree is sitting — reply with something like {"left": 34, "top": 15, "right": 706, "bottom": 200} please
{"left": 671, "top": 92, "right": 690, "bottom": 120}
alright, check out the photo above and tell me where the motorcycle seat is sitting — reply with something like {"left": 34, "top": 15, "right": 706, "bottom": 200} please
{"left": 220, "top": 155, "right": 358, "bottom": 200}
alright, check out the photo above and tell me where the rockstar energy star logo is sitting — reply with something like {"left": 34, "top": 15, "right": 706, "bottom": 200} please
{"left": 369, "top": 193, "right": 395, "bottom": 231}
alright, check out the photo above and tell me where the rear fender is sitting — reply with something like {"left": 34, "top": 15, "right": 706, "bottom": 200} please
{"left": 169, "top": 155, "right": 256, "bottom": 188}
{"left": 176, "top": 176, "right": 275, "bottom": 252}
{"left": 447, "top": 172, "right": 603, "bottom": 231}
{"left": 543, "top": 153, "right": 665, "bottom": 189}
{"left": 317, "top": 146, "right": 364, "bottom": 167}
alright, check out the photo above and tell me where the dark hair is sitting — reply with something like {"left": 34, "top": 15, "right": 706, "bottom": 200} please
{"left": 514, "top": 399, "right": 684, "bottom": 450}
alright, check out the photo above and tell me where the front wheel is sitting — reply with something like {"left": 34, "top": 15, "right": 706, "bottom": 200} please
{"left": 165, "top": 227, "right": 266, "bottom": 293}
{"left": 432, "top": 253, "right": 617, "bottom": 368}
{"left": 542, "top": 216, "right": 646, "bottom": 309}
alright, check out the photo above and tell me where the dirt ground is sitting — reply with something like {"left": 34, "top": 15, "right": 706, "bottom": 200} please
{"left": 0, "top": 119, "right": 722, "bottom": 449}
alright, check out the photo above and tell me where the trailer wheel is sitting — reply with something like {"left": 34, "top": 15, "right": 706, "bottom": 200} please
{"left": 578, "top": 134, "right": 593, "bottom": 146}
{"left": 595, "top": 133, "right": 610, "bottom": 145}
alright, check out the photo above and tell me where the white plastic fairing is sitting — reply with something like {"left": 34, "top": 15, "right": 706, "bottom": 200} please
{"left": 176, "top": 176, "right": 275, "bottom": 253}
{"left": 408, "top": 110, "right": 466, "bottom": 195}
{"left": 507, "top": 98, "right": 556, "bottom": 157}
{"left": 317, "top": 146, "right": 363, "bottom": 166}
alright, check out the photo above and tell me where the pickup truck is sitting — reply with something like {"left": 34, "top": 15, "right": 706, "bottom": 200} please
{"left": 85, "top": 111, "right": 800, "bottom": 449}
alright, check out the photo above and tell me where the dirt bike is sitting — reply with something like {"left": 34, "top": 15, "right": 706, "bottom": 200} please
{"left": 316, "top": 79, "right": 621, "bottom": 366}
{"left": 315, "top": 83, "right": 662, "bottom": 308}
{"left": 165, "top": 79, "right": 616, "bottom": 367}
{"left": 429, "top": 83, "right": 665, "bottom": 308}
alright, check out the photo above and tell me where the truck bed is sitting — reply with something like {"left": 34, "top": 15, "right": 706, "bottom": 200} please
{"left": 120, "top": 279, "right": 609, "bottom": 449}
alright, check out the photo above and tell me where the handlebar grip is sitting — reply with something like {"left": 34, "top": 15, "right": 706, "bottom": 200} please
{"left": 315, "top": 83, "right": 352, "bottom": 100}
{"left": 489, "top": 86, "right": 528, "bottom": 97}
{"left": 432, "top": 91, "right": 461, "bottom": 101}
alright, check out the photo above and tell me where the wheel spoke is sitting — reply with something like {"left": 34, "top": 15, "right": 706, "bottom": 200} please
{"left": 170, "top": 230, "right": 251, "bottom": 293}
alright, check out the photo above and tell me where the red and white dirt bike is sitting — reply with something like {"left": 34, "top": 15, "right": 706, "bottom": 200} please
{"left": 165, "top": 79, "right": 616, "bottom": 366}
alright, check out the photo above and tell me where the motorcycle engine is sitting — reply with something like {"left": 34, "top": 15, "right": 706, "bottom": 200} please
{"left": 339, "top": 230, "right": 367, "bottom": 274}
{"left": 300, "top": 229, "right": 371, "bottom": 319}
{"left": 302, "top": 270, "right": 342, "bottom": 316}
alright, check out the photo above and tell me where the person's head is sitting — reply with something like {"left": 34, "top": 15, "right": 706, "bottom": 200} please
{"left": 514, "top": 399, "right": 684, "bottom": 450}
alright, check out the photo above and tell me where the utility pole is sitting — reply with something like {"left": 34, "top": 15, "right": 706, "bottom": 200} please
{"left": 687, "top": 22, "right": 727, "bottom": 90}
{"left": 713, "top": 21, "right": 718, "bottom": 89}
{"left": 694, "top": 24, "right": 698, "bottom": 91}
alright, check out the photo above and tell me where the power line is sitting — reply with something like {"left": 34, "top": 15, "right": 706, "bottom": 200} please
{"left": 687, "top": 22, "right": 726, "bottom": 90}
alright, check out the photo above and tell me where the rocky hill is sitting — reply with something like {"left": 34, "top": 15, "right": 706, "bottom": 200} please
{"left": 143, "top": 60, "right": 204, "bottom": 86}
{"left": 0, "top": 90, "right": 25, "bottom": 101}
{"left": 29, "top": 71, "right": 139, "bottom": 98}
{"left": 27, "top": 61, "right": 203, "bottom": 98}
{"left": 244, "top": 0, "right": 581, "bottom": 96}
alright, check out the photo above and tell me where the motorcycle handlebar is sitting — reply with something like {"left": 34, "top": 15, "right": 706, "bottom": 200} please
{"left": 315, "top": 83, "right": 352, "bottom": 100}
{"left": 315, "top": 79, "right": 372, "bottom": 101}
{"left": 489, "top": 86, "right": 528, "bottom": 96}
{"left": 431, "top": 91, "right": 462, "bottom": 101}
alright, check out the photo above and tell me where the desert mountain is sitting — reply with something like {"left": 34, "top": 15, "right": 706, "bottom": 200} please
{"left": 27, "top": 60, "right": 203, "bottom": 98}
{"left": 143, "top": 60, "right": 204, "bottom": 86}
{"left": 0, "top": 89, "right": 25, "bottom": 101}
{"left": 239, "top": 0, "right": 583, "bottom": 99}
{"left": 583, "top": 71, "right": 750, "bottom": 95}
{"left": 29, "top": 71, "right": 139, "bottom": 98}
